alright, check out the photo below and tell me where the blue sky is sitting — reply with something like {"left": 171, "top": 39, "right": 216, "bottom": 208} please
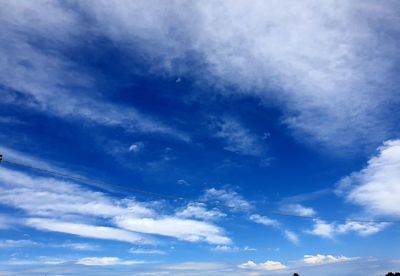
{"left": 1, "top": 1, "right": 400, "bottom": 275}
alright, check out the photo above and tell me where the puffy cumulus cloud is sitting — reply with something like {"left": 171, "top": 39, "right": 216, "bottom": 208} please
{"left": 213, "top": 117, "right": 264, "bottom": 156}
{"left": 307, "top": 219, "right": 388, "bottom": 239}
{"left": 114, "top": 216, "right": 231, "bottom": 245}
{"left": 307, "top": 220, "right": 335, "bottom": 238}
{"left": 0, "top": 163, "right": 231, "bottom": 245}
{"left": 203, "top": 188, "right": 252, "bottom": 212}
{"left": 76, "top": 257, "right": 143, "bottom": 266}
{"left": 303, "top": 254, "right": 358, "bottom": 265}
{"left": 337, "top": 140, "right": 400, "bottom": 217}
{"left": 176, "top": 202, "right": 226, "bottom": 221}
{"left": 249, "top": 214, "right": 279, "bottom": 227}
{"left": 280, "top": 204, "right": 316, "bottom": 217}
{"left": 238, "top": 260, "right": 287, "bottom": 271}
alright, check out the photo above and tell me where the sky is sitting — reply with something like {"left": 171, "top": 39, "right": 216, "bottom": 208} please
{"left": 0, "top": 1, "right": 400, "bottom": 275}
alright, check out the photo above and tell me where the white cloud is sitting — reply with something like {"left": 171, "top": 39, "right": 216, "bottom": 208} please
{"left": 307, "top": 219, "right": 388, "bottom": 239}
{"left": 76, "top": 257, "right": 143, "bottom": 266}
{"left": 26, "top": 218, "right": 150, "bottom": 244}
{"left": 177, "top": 179, "right": 190, "bottom": 186}
{"left": 250, "top": 214, "right": 300, "bottom": 244}
{"left": 3, "top": 1, "right": 399, "bottom": 150}
{"left": 129, "top": 142, "right": 144, "bottom": 153}
{"left": 336, "top": 221, "right": 389, "bottom": 236}
{"left": 203, "top": 188, "right": 252, "bottom": 212}
{"left": 77, "top": 0, "right": 400, "bottom": 149}
{"left": 212, "top": 245, "right": 239, "bottom": 252}
{"left": 0, "top": 166, "right": 232, "bottom": 246}
{"left": 0, "top": 147, "right": 76, "bottom": 178}
{"left": 249, "top": 214, "right": 279, "bottom": 227}
{"left": 303, "top": 254, "right": 358, "bottom": 265}
{"left": 281, "top": 204, "right": 316, "bottom": 217}
{"left": 307, "top": 220, "right": 335, "bottom": 238}
{"left": 61, "top": 242, "right": 98, "bottom": 251}
{"left": 176, "top": 202, "right": 226, "bottom": 220}
{"left": 4, "top": 256, "right": 69, "bottom": 266}
{"left": 129, "top": 248, "right": 166, "bottom": 255}
{"left": 243, "top": 246, "right": 257, "bottom": 252}
{"left": 0, "top": 239, "right": 98, "bottom": 250}
{"left": 0, "top": 167, "right": 154, "bottom": 218}
{"left": 0, "top": 239, "right": 40, "bottom": 248}
{"left": 115, "top": 216, "right": 231, "bottom": 245}
{"left": 212, "top": 245, "right": 257, "bottom": 253}
{"left": 0, "top": 1, "right": 188, "bottom": 141}
{"left": 337, "top": 140, "right": 400, "bottom": 217}
{"left": 214, "top": 117, "right": 264, "bottom": 156}
{"left": 238, "top": 260, "right": 287, "bottom": 271}
{"left": 284, "top": 230, "right": 299, "bottom": 244}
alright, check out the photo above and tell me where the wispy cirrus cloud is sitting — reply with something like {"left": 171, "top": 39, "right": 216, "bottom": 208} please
{"left": 203, "top": 188, "right": 252, "bottom": 212}
{"left": 75, "top": 0, "right": 400, "bottom": 151}
{"left": 249, "top": 214, "right": 279, "bottom": 227}
{"left": 0, "top": 1, "right": 188, "bottom": 142}
{"left": 211, "top": 245, "right": 256, "bottom": 253}
{"left": 115, "top": 216, "right": 230, "bottom": 245}
{"left": 280, "top": 203, "right": 316, "bottom": 217}
{"left": 60, "top": 242, "right": 99, "bottom": 251}
{"left": 284, "top": 230, "right": 300, "bottom": 245}
{"left": 250, "top": 214, "right": 300, "bottom": 244}
{"left": 176, "top": 202, "right": 226, "bottom": 221}
{"left": 4, "top": 1, "right": 399, "bottom": 151}
{"left": 129, "top": 248, "right": 166, "bottom": 255}
{"left": 26, "top": 218, "right": 150, "bottom": 244}
{"left": 0, "top": 163, "right": 231, "bottom": 245}
{"left": 0, "top": 239, "right": 40, "bottom": 248}
{"left": 213, "top": 117, "right": 265, "bottom": 157}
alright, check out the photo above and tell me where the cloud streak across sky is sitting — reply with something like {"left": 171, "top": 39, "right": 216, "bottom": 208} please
{"left": 2, "top": 0, "right": 400, "bottom": 150}
{"left": 1, "top": 1, "right": 400, "bottom": 275}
